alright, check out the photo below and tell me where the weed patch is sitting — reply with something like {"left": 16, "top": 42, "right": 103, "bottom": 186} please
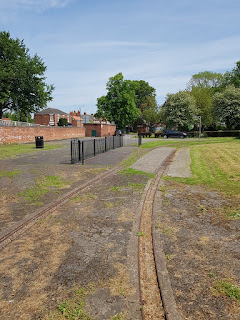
{"left": 44, "top": 287, "right": 92, "bottom": 319}
{"left": 213, "top": 280, "right": 240, "bottom": 300}
{"left": 0, "top": 169, "right": 20, "bottom": 178}
{"left": 19, "top": 175, "right": 67, "bottom": 204}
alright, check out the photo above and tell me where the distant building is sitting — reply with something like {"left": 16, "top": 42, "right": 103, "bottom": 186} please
{"left": 69, "top": 110, "right": 83, "bottom": 127}
{"left": 34, "top": 108, "right": 69, "bottom": 126}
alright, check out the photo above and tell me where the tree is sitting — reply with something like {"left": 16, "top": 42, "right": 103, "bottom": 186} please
{"left": 223, "top": 61, "right": 240, "bottom": 88}
{"left": 0, "top": 31, "right": 54, "bottom": 119}
{"left": 160, "top": 91, "right": 197, "bottom": 130}
{"left": 187, "top": 71, "right": 224, "bottom": 128}
{"left": 95, "top": 73, "right": 140, "bottom": 129}
{"left": 131, "top": 80, "right": 157, "bottom": 112}
{"left": 212, "top": 85, "right": 240, "bottom": 129}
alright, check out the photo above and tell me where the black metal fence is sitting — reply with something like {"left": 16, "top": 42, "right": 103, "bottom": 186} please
{"left": 71, "top": 136, "right": 123, "bottom": 164}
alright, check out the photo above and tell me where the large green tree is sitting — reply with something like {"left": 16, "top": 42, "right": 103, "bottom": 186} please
{"left": 187, "top": 71, "right": 224, "bottom": 128}
{"left": 0, "top": 31, "right": 54, "bottom": 119}
{"left": 212, "top": 85, "right": 240, "bottom": 129}
{"left": 95, "top": 73, "right": 140, "bottom": 129}
{"left": 160, "top": 91, "right": 197, "bottom": 130}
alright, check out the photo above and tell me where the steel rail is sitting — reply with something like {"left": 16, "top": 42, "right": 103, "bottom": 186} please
{"left": 0, "top": 165, "right": 121, "bottom": 249}
{"left": 138, "top": 149, "right": 182, "bottom": 320}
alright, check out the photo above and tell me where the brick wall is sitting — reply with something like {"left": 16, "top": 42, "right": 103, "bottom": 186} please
{"left": 84, "top": 123, "right": 116, "bottom": 137}
{"left": 0, "top": 126, "right": 85, "bottom": 144}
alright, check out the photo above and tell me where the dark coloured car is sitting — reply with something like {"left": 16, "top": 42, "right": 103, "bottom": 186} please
{"left": 162, "top": 130, "right": 187, "bottom": 139}
{"left": 114, "top": 129, "right": 122, "bottom": 136}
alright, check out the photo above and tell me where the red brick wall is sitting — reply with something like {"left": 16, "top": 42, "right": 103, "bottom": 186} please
{"left": 101, "top": 124, "right": 116, "bottom": 137}
{"left": 84, "top": 124, "right": 116, "bottom": 137}
{"left": 0, "top": 126, "right": 85, "bottom": 144}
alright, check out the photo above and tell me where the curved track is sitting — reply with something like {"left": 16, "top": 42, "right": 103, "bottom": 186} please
{"left": 138, "top": 149, "right": 182, "bottom": 320}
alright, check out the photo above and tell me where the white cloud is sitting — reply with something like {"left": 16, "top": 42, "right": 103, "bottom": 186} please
{"left": 0, "top": 0, "right": 71, "bottom": 12}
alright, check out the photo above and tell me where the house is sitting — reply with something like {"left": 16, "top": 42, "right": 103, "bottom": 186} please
{"left": 69, "top": 110, "right": 83, "bottom": 127}
{"left": 82, "top": 113, "right": 116, "bottom": 137}
{"left": 34, "top": 108, "right": 69, "bottom": 126}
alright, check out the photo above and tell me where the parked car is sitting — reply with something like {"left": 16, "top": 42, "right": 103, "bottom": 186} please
{"left": 114, "top": 129, "right": 122, "bottom": 136}
{"left": 162, "top": 130, "right": 187, "bottom": 139}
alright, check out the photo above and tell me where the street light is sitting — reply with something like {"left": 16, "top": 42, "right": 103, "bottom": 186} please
{"left": 197, "top": 116, "right": 201, "bottom": 139}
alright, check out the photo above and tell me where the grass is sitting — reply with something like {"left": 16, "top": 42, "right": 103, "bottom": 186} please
{"left": 213, "top": 280, "right": 240, "bottom": 300}
{"left": 44, "top": 287, "right": 92, "bottom": 319}
{"left": 162, "top": 138, "right": 240, "bottom": 195}
{"left": 19, "top": 175, "right": 67, "bottom": 204}
{"left": 120, "top": 167, "right": 154, "bottom": 180}
{"left": 0, "top": 169, "right": 20, "bottom": 178}
{"left": 140, "top": 137, "right": 238, "bottom": 149}
{"left": 0, "top": 143, "right": 64, "bottom": 159}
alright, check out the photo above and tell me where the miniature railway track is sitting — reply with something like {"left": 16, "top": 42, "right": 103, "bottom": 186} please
{"left": 0, "top": 166, "right": 121, "bottom": 249}
{"left": 138, "top": 149, "right": 182, "bottom": 320}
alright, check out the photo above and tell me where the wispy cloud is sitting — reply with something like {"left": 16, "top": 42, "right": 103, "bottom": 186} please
{"left": 0, "top": 0, "right": 72, "bottom": 12}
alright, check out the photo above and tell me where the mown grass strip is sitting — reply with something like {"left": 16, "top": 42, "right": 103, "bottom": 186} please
{"left": 0, "top": 143, "right": 64, "bottom": 159}
{"left": 140, "top": 137, "right": 239, "bottom": 149}
{"left": 164, "top": 141, "right": 240, "bottom": 195}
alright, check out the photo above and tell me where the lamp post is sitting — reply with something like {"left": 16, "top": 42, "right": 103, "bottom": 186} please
{"left": 197, "top": 116, "right": 201, "bottom": 139}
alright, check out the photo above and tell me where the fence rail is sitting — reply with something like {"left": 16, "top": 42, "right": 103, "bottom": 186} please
{"left": 0, "top": 119, "right": 40, "bottom": 127}
{"left": 71, "top": 136, "right": 123, "bottom": 164}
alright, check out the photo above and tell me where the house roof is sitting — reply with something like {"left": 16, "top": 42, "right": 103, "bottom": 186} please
{"left": 72, "top": 116, "right": 83, "bottom": 121}
{"left": 35, "top": 108, "right": 68, "bottom": 115}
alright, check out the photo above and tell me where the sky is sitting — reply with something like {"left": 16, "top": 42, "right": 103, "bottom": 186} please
{"left": 1, "top": 0, "right": 240, "bottom": 115}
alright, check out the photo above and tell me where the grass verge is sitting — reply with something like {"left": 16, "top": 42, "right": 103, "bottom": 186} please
{"left": 163, "top": 139, "right": 240, "bottom": 195}
{"left": 0, "top": 143, "right": 64, "bottom": 159}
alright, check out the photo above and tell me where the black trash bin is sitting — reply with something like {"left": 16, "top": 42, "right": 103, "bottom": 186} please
{"left": 35, "top": 136, "right": 44, "bottom": 148}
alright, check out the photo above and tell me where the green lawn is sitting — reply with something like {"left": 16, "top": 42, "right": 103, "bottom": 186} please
{"left": 141, "top": 137, "right": 240, "bottom": 195}
{"left": 0, "top": 143, "right": 64, "bottom": 159}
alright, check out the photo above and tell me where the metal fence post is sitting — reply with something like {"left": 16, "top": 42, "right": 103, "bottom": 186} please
{"left": 138, "top": 135, "right": 142, "bottom": 147}
{"left": 94, "top": 139, "right": 96, "bottom": 156}
{"left": 113, "top": 136, "right": 115, "bottom": 149}
{"left": 78, "top": 140, "right": 81, "bottom": 162}
{"left": 71, "top": 139, "right": 73, "bottom": 164}
{"left": 82, "top": 141, "right": 85, "bottom": 165}
{"left": 105, "top": 137, "right": 107, "bottom": 152}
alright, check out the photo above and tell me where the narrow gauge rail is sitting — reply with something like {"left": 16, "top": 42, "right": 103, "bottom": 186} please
{"left": 138, "top": 149, "right": 182, "bottom": 320}
{"left": 0, "top": 166, "right": 120, "bottom": 249}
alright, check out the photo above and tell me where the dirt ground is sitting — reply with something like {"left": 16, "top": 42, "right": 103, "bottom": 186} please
{"left": 154, "top": 179, "right": 240, "bottom": 320}
{"left": 0, "top": 141, "right": 239, "bottom": 319}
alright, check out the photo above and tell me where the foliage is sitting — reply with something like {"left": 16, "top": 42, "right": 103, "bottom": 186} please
{"left": 223, "top": 61, "right": 240, "bottom": 88}
{"left": 187, "top": 71, "right": 224, "bottom": 128}
{"left": 187, "top": 71, "right": 224, "bottom": 90}
{"left": 160, "top": 91, "right": 197, "bottom": 129}
{"left": 0, "top": 31, "right": 54, "bottom": 119}
{"left": 95, "top": 73, "right": 140, "bottom": 129}
{"left": 58, "top": 118, "right": 68, "bottom": 126}
{"left": 212, "top": 85, "right": 240, "bottom": 129}
{"left": 131, "top": 79, "right": 157, "bottom": 112}
{"left": 95, "top": 73, "right": 159, "bottom": 130}
{"left": 214, "top": 280, "right": 240, "bottom": 300}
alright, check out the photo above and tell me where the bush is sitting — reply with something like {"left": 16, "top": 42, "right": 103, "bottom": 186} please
{"left": 58, "top": 118, "right": 68, "bottom": 126}
{"left": 204, "top": 131, "right": 240, "bottom": 137}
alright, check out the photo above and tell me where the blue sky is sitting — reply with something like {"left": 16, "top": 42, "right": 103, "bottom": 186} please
{"left": 1, "top": 0, "right": 240, "bottom": 114}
